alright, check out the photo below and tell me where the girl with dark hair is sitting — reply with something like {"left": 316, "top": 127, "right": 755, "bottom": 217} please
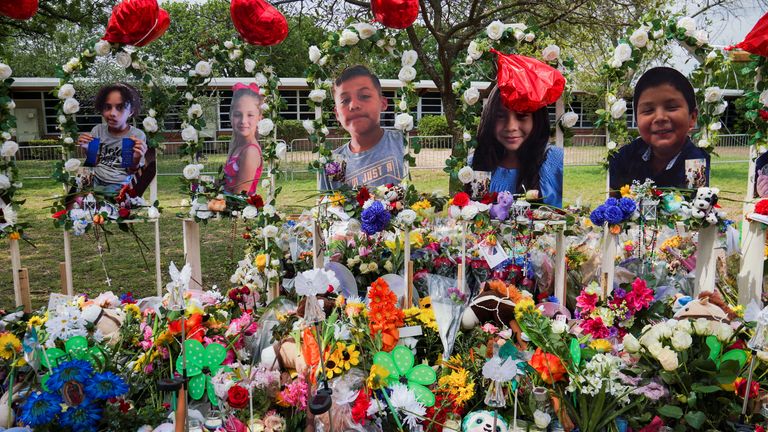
{"left": 223, "top": 83, "right": 264, "bottom": 195}
{"left": 471, "top": 85, "right": 563, "bottom": 207}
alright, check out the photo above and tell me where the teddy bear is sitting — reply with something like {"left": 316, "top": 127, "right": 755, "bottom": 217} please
{"left": 690, "top": 187, "right": 721, "bottom": 225}
{"left": 462, "top": 410, "right": 509, "bottom": 432}
{"left": 489, "top": 191, "right": 515, "bottom": 221}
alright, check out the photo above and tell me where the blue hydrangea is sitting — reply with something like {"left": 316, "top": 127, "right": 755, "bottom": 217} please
{"left": 85, "top": 372, "right": 129, "bottom": 400}
{"left": 589, "top": 205, "right": 606, "bottom": 226}
{"left": 46, "top": 359, "right": 94, "bottom": 392}
{"left": 605, "top": 197, "right": 619, "bottom": 207}
{"left": 618, "top": 197, "right": 637, "bottom": 217}
{"left": 360, "top": 201, "right": 391, "bottom": 235}
{"left": 604, "top": 205, "right": 625, "bottom": 224}
{"left": 20, "top": 391, "right": 62, "bottom": 427}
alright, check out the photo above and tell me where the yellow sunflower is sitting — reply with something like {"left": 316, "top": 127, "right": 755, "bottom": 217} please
{"left": 28, "top": 314, "right": 47, "bottom": 328}
{"left": 324, "top": 350, "right": 344, "bottom": 379}
{"left": 366, "top": 364, "right": 390, "bottom": 390}
{"left": 337, "top": 343, "right": 361, "bottom": 370}
{"left": 0, "top": 333, "right": 21, "bottom": 360}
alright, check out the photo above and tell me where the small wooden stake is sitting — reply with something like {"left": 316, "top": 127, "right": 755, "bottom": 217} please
{"left": 59, "top": 262, "right": 68, "bottom": 294}
{"left": 19, "top": 268, "right": 31, "bottom": 313}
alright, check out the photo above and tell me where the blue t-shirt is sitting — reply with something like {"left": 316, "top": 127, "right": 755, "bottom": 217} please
{"left": 488, "top": 145, "right": 563, "bottom": 207}
{"left": 319, "top": 129, "right": 405, "bottom": 190}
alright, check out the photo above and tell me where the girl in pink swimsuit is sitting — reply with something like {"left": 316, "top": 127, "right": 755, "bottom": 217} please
{"left": 223, "top": 83, "right": 263, "bottom": 195}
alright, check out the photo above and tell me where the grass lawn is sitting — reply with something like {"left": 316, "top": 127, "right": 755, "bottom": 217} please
{"left": 0, "top": 159, "right": 752, "bottom": 309}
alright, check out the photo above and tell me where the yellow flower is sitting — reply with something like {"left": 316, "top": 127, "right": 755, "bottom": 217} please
{"left": 345, "top": 301, "right": 366, "bottom": 318}
{"left": 589, "top": 339, "right": 613, "bottom": 352}
{"left": 403, "top": 307, "right": 421, "bottom": 325}
{"left": 411, "top": 199, "right": 432, "bottom": 211}
{"left": 255, "top": 254, "right": 268, "bottom": 271}
{"left": 28, "top": 314, "right": 47, "bottom": 328}
{"left": 732, "top": 304, "right": 745, "bottom": 318}
{"left": 619, "top": 184, "right": 632, "bottom": 198}
{"left": 329, "top": 192, "right": 346, "bottom": 206}
{"left": 0, "top": 333, "right": 21, "bottom": 360}
{"left": 410, "top": 231, "right": 424, "bottom": 248}
{"left": 337, "top": 343, "right": 360, "bottom": 370}
{"left": 154, "top": 330, "right": 174, "bottom": 347}
{"left": 124, "top": 303, "right": 141, "bottom": 319}
{"left": 324, "top": 350, "right": 343, "bottom": 379}
{"left": 438, "top": 368, "right": 475, "bottom": 406}
{"left": 514, "top": 297, "right": 538, "bottom": 321}
{"left": 366, "top": 364, "right": 390, "bottom": 390}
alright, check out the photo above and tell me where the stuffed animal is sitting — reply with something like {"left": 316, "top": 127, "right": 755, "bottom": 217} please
{"left": 461, "top": 281, "right": 528, "bottom": 349}
{"left": 489, "top": 191, "right": 515, "bottom": 221}
{"left": 462, "top": 410, "right": 509, "bottom": 432}
{"left": 674, "top": 290, "right": 735, "bottom": 322}
{"left": 690, "top": 187, "right": 720, "bottom": 224}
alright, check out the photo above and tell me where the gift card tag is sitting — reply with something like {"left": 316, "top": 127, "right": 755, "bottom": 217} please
{"left": 121, "top": 138, "right": 134, "bottom": 169}
{"left": 685, "top": 159, "right": 707, "bottom": 188}
{"left": 556, "top": 314, "right": 567, "bottom": 324}
{"left": 84, "top": 137, "right": 100, "bottom": 167}
{"left": 479, "top": 244, "right": 508, "bottom": 269}
{"left": 469, "top": 171, "right": 491, "bottom": 201}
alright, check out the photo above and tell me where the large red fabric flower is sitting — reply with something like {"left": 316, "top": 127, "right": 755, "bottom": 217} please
{"left": 231, "top": 0, "right": 289, "bottom": 46}
{"left": 227, "top": 384, "right": 249, "bottom": 409}
{"left": 755, "top": 199, "right": 768, "bottom": 216}
{"left": 731, "top": 11, "right": 768, "bottom": 57}
{"left": 452, "top": 192, "right": 470, "bottom": 208}
{"left": 0, "top": 0, "right": 38, "bottom": 20}
{"left": 371, "top": 0, "right": 419, "bottom": 29}
{"left": 103, "top": 0, "right": 168, "bottom": 46}
{"left": 529, "top": 348, "right": 567, "bottom": 384}
{"left": 491, "top": 49, "right": 565, "bottom": 113}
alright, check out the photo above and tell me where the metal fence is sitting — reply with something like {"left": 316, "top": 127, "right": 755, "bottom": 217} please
{"left": 11, "top": 134, "right": 754, "bottom": 179}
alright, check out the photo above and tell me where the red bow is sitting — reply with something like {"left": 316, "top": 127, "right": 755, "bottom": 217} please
{"left": 233, "top": 82, "right": 261, "bottom": 94}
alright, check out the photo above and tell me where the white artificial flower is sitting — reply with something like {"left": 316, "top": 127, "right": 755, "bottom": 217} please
{"left": 62, "top": 98, "right": 80, "bottom": 115}
{"left": 1, "top": 132, "right": 9, "bottom": 140}
{"left": 704, "top": 86, "right": 723, "bottom": 103}
{"left": 182, "top": 163, "right": 203, "bottom": 180}
{"left": 630, "top": 28, "right": 649, "bottom": 48}
{"left": 486, "top": 20, "right": 505, "bottom": 40}
{"left": 1, "top": 140, "right": 18, "bottom": 157}
{"left": 254, "top": 73, "right": 268, "bottom": 87}
{"left": 652, "top": 28, "right": 664, "bottom": 39}
{"left": 467, "top": 41, "right": 483, "bottom": 60}
{"left": 560, "top": 111, "right": 579, "bottom": 128}
{"left": 613, "top": 43, "right": 633, "bottom": 63}
{"left": 302, "top": 120, "right": 315, "bottom": 134}
{"left": 677, "top": 16, "right": 697, "bottom": 37}
{"left": 396, "top": 209, "right": 417, "bottom": 225}
{"left": 58, "top": 114, "right": 65, "bottom": 124}
{"left": 461, "top": 204, "right": 479, "bottom": 220}
{"left": 368, "top": 262, "right": 378, "bottom": 272}
{"left": 551, "top": 319, "right": 567, "bottom": 334}
{"left": 610, "top": 99, "right": 627, "bottom": 119}
{"left": 142, "top": 117, "right": 158, "bottom": 133}
{"left": 187, "top": 103, "right": 203, "bottom": 118}
{"left": 181, "top": 125, "right": 198, "bottom": 142}
{"left": 258, "top": 118, "right": 274, "bottom": 136}
{"left": 318, "top": 55, "right": 329, "bottom": 66}
{"left": 693, "top": 318, "right": 712, "bottom": 335}
{"left": 224, "top": 40, "right": 235, "bottom": 49}
{"left": 671, "top": 331, "right": 692, "bottom": 351}
{"left": 62, "top": 57, "right": 81, "bottom": 73}
{"left": 463, "top": 87, "right": 480, "bottom": 105}
{"left": 147, "top": 206, "right": 160, "bottom": 219}
{"left": 262, "top": 204, "right": 276, "bottom": 216}
{"left": 115, "top": 52, "right": 132, "bottom": 69}
{"left": 675, "top": 319, "right": 693, "bottom": 334}
{"left": 228, "top": 49, "right": 243, "bottom": 61}
{"left": 5, "top": 100, "right": 13, "bottom": 110}
{"left": 352, "top": 22, "right": 376, "bottom": 40}
{"left": 321, "top": 126, "right": 329, "bottom": 135}
{"left": 606, "top": 141, "right": 617, "bottom": 150}
{"left": 64, "top": 158, "right": 81, "bottom": 172}
{"left": 339, "top": 29, "right": 360, "bottom": 47}
{"left": 295, "top": 268, "right": 340, "bottom": 296}
{"left": 1, "top": 203, "right": 16, "bottom": 225}
{"left": 307, "top": 46, "right": 322, "bottom": 66}
{"left": 63, "top": 137, "right": 73, "bottom": 145}
{"left": 534, "top": 410, "right": 552, "bottom": 429}
{"left": 0, "top": 174, "right": 11, "bottom": 190}
{"left": 309, "top": 89, "right": 327, "bottom": 103}
{"left": 194, "top": 60, "right": 212, "bottom": 77}
{"left": 609, "top": 57, "right": 623, "bottom": 68}
{"left": 656, "top": 348, "right": 679, "bottom": 371}
{"left": 401, "top": 50, "right": 418, "bottom": 67}
{"left": 463, "top": 131, "right": 472, "bottom": 142}
{"left": 57, "top": 84, "right": 76, "bottom": 100}
{"left": 457, "top": 166, "right": 475, "bottom": 184}
{"left": 275, "top": 141, "right": 287, "bottom": 160}
{"left": 465, "top": 55, "right": 474, "bottom": 65}
{"left": 398, "top": 66, "right": 417, "bottom": 83}
{"left": 622, "top": 333, "right": 641, "bottom": 353}
{"left": 759, "top": 90, "right": 768, "bottom": 107}
{"left": 708, "top": 122, "right": 722, "bottom": 131}
{"left": 541, "top": 44, "right": 561, "bottom": 62}
{"left": 714, "top": 100, "right": 728, "bottom": 115}
{"left": 398, "top": 100, "right": 408, "bottom": 111}
{"left": 147, "top": 108, "right": 157, "bottom": 118}
{"left": 0, "top": 63, "right": 12, "bottom": 80}
{"left": 185, "top": 92, "right": 194, "bottom": 101}
{"left": 524, "top": 33, "right": 535, "bottom": 42}
{"left": 713, "top": 322, "right": 734, "bottom": 341}
{"left": 694, "top": 30, "right": 708, "bottom": 46}
{"left": 242, "top": 206, "right": 258, "bottom": 219}
{"left": 697, "top": 138, "right": 710, "bottom": 148}
{"left": 244, "top": 58, "right": 256, "bottom": 73}
{"left": 393, "top": 113, "right": 414, "bottom": 132}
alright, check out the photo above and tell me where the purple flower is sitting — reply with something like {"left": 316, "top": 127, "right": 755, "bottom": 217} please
{"left": 613, "top": 288, "right": 626, "bottom": 299}
{"left": 590, "top": 205, "right": 606, "bottom": 225}
{"left": 324, "top": 161, "right": 342, "bottom": 176}
{"left": 360, "top": 201, "right": 391, "bottom": 235}
{"left": 604, "top": 205, "right": 625, "bottom": 224}
{"left": 618, "top": 197, "right": 637, "bottom": 217}
{"left": 633, "top": 380, "right": 669, "bottom": 401}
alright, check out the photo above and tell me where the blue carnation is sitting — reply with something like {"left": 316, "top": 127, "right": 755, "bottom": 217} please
{"left": 605, "top": 197, "right": 619, "bottom": 207}
{"left": 360, "top": 201, "right": 391, "bottom": 235}
{"left": 59, "top": 399, "right": 102, "bottom": 432}
{"left": 604, "top": 205, "right": 625, "bottom": 224}
{"left": 589, "top": 205, "right": 606, "bottom": 226}
{"left": 20, "top": 391, "right": 62, "bottom": 427}
{"left": 47, "top": 359, "right": 94, "bottom": 392}
{"left": 85, "top": 372, "right": 129, "bottom": 400}
{"left": 618, "top": 197, "right": 637, "bottom": 217}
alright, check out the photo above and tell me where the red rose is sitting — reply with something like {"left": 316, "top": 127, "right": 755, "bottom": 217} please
{"left": 227, "top": 384, "right": 249, "bottom": 409}
{"left": 755, "top": 199, "right": 768, "bottom": 215}
{"left": 452, "top": 192, "right": 470, "bottom": 208}
{"left": 52, "top": 209, "right": 67, "bottom": 219}
{"left": 118, "top": 208, "right": 131, "bottom": 218}
{"left": 759, "top": 110, "right": 768, "bottom": 121}
{"left": 480, "top": 192, "right": 498, "bottom": 205}
{"left": 356, "top": 187, "right": 370, "bottom": 207}
{"left": 247, "top": 194, "right": 264, "bottom": 208}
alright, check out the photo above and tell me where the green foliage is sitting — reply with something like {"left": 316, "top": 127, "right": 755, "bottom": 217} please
{"left": 416, "top": 115, "right": 450, "bottom": 136}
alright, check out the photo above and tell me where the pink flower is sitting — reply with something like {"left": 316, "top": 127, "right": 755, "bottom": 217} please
{"left": 279, "top": 377, "right": 308, "bottom": 410}
{"left": 224, "top": 415, "right": 248, "bottom": 432}
{"left": 481, "top": 323, "right": 499, "bottom": 334}
{"left": 358, "top": 246, "right": 372, "bottom": 257}
{"left": 576, "top": 290, "right": 598, "bottom": 313}
{"left": 580, "top": 317, "right": 610, "bottom": 339}
{"left": 626, "top": 278, "right": 654, "bottom": 312}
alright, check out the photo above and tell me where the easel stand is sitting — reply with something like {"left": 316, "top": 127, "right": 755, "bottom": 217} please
{"left": 738, "top": 216, "right": 767, "bottom": 306}
{"left": 693, "top": 225, "right": 717, "bottom": 295}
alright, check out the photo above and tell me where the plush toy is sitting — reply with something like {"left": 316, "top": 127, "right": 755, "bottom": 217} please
{"left": 489, "top": 191, "right": 514, "bottom": 221}
{"left": 381, "top": 183, "right": 405, "bottom": 213}
{"left": 462, "top": 410, "right": 509, "bottom": 432}
{"left": 461, "top": 281, "right": 528, "bottom": 349}
{"left": 690, "top": 187, "right": 720, "bottom": 224}
{"left": 674, "top": 290, "right": 736, "bottom": 322}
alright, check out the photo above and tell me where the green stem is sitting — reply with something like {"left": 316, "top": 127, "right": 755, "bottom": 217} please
{"left": 380, "top": 389, "right": 405, "bottom": 432}
{"left": 6, "top": 361, "right": 14, "bottom": 429}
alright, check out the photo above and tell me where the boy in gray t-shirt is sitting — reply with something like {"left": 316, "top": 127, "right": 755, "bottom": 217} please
{"left": 320, "top": 65, "right": 405, "bottom": 191}
{"left": 89, "top": 123, "right": 146, "bottom": 187}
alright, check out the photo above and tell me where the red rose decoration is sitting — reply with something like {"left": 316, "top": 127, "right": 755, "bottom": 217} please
{"left": 103, "top": 0, "right": 166, "bottom": 46}
{"left": 0, "top": 0, "right": 38, "bottom": 20}
{"left": 760, "top": 110, "right": 768, "bottom": 121}
{"left": 755, "top": 199, "right": 768, "bottom": 215}
{"left": 452, "top": 192, "right": 470, "bottom": 208}
{"left": 118, "top": 208, "right": 131, "bottom": 219}
{"left": 491, "top": 49, "right": 566, "bottom": 113}
{"left": 480, "top": 192, "right": 497, "bottom": 205}
{"left": 230, "top": 0, "right": 289, "bottom": 46}
{"left": 52, "top": 209, "right": 67, "bottom": 219}
{"left": 247, "top": 194, "right": 264, "bottom": 208}
{"left": 356, "top": 186, "right": 371, "bottom": 207}
{"left": 371, "top": 0, "right": 419, "bottom": 29}
{"left": 227, "top": 384, "right": 249, "bottom": 409}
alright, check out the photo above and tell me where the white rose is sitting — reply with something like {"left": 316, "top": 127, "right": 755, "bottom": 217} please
{"left": 713, "top": 322, "right": 734, "bottom": 341}
{"left": 693, "top": 318, "right": 712, "bottom": 335}
{"left": 463, "top": 132, "right": 472, "bottom": 142}
{"left": 398, "top": 66, "right": 417, "bottom": 83}
{"left": 694, "top": 30, "right": 709, "bottom": 46}
{"left": 57, "top": 84, "right": 76, "bottom": 100}
{"left": 467, "top": 42, "right": 484, "bottom": 62}
{"left": 697, "top": 139, "right": 710, "bottom": 148}
{"left": 610, "top": 99, "right": 627, "bottom": 119}
{"left": 308, "top": 45, "right": 321, "bottom": 63}
{"left": 303, "top": 120, "right": 315, "bottom": 134}
{"left": 560, "top": 111, "right": 579, "bottom": 128}
{"left": 58, "top": 114, "right": 66, "bottom": 123}
{"left": 182, "top": 163, "right": 203, "bottom": 180}
{"left": 524, "top": 33, "right": 535, "bottom": 42}
{"left": 275, "top": 141, "right": 287, "bottom": 160}
{"left": 463, "top": 87, "right": 480, "bottom": 105}
{"left": 622, "top": 333, "right": 641, "bottom": 353}
{"left": 652, "top": 29, "right": 664, "bottom": 39}
{"left": 263, "top": 224, "right": 278, "bottom": 238}
{"left": 187, "top": 103, "right": 203, "bottom": 119}
{"left": 1, "top": 140, "right": 18, "bottom": 157}
{"left": 147, "top": 108, "right": 157, "bottom": 118}
{"left": 671, "top": 331, "right": 692, "bottom": 351}
{"left": 0, "top": 174, "right": 9, "bottom": 190}
{"left": 228, "top": 49, "right": 243, "bottom": 61}
{"left": 656, "top": 348, "right": 679, "bottom": 371}
{"left": 513, "top": 30, "right": 525, "bottom": 41}
{"left": 461, "top": 205, "right": 479, "bottom": 220}
{"left": 147, "top": 206, "right": 160, "bottom": 219}
{"left": 401, "top": 50, "right": 418, "bottom": 67}
{"left": 321, "top": 126, "right": 329, "bottom": 135}
{"left": 609, "top": 57, "right": 622, "bottom": 68}
{"left": 115, "top": 52, "right": 132, "bottom": 68}
{"left": 614, "top": 43, "right": 633, "bottom": 63}
{"left": 339, "top": 29, "right": 360, "bottom": 47}
{"left": 1, "top": 205, "right": 16, "bottom": 225}
{"left": 63, "top": 57, "right": 81, "bottom": 73}
{"left": 708, "top": 122, "right": 721, "bottom": 131}
{"left": 185, "top": 92, "right": 194, "bottom": 101}
{"left": 258, "top": 118, "right": 274, "bottom": 136}
{"left": 142, "top": 116, "right": 158, "bottom": 133}
{"left": 63, "top": 137, "right": 73, "bottom": 145}
{"left": 263, "top": 204, "right": 276, "bottom": 216}
{"left": 629, "top": 28, "right": 649, "bottom": 48}
{"left": 398, "top": 100, "right": 408, "bottom": 111}
{"left": 704, "top": 86, "right": 723, "bottom": 103}
{"left": 551, "top": 320, "right": 567, "bottom": 334}
{"left": 224, "top": 40, "right": 234, "bottom": 49}
{"left": 1, "top": 132, "right": 9, "bottom": 140}
{"left": 309, "top": 89, "right": 327, "bottom": 103}
{"left": 448, "top": 205, "right": 461, "bottom": 219}
{"left": 195, "top": 60, "right": 212, "bottom": 77}
{"left": 5, "top": 100, "right": 13, "bottom": 110}
{"left": 62, "top": 98, "right": 80, "bottom": 115}
{"left": 244, "top": 58, "right": 256, "bottom": 73}
{"left": 64, "top": 158, "right": 81, "bottom": 172}
{"left": 254, "top": 73, "right": 268, "bottom": 87}
{"left": 242, "top": 206, "right": 258, "bottom": 219}
{"left": 0, "top": 63, "right": 11, "bottom": 80}
{"left": 486, "top": 20, "right": 505, "bottom": 40}
{"left": 457, "top": 166, "right": 475, "bottom": 184}
{"left": 397, "top": 209, "right": 417, "bottom": 226}
{"left": 541, "top": 44, "right": 560, "bottom": 62}
{"left": 606, "top": 141, "right": 617, "bottom": 150}
{"left": 714, "top": 101, "right": 728, "bottom": 115}
{"left": 465, "top": 55, "right": 474, "bottom": 65}
{"left": 368, "top": 262, "right": 378, "bottom": 272}
{"left": 181, "top": 126, "right": 198, "bottom": 142}
{"left": 353, "top": 22, "right": 376, "bottom": 40}
{"left": 534, "top": 410, "right": 552, "bottom": 429}
{"left": 318, "top": 55, "right": 329, "bottom": 66}
{"left": 675, "top": 319, "right": 693, "bottom": 334}
{"left": 677, "top": 17, "right": 696, "bottom": 37}
{"left": 393, "top": 113, "right": 414, "bottom": 132}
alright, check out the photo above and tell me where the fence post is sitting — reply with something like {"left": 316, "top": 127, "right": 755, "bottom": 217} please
{"left": 9, "top": 238, "right": 22, "bottom": 307}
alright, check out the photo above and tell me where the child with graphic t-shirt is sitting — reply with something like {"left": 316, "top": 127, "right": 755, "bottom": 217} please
{"left": 320, "top": 65, "right": 404, "bottom": 191}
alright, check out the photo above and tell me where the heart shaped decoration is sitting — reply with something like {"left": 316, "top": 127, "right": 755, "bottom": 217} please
{"left": 103, "top": 0, "right": 162, "bottom": 46}
{"left": 371, "top": 0, "right": 419, "bottom": 29}
{"left": 133, "top": 8, "right": 170, "bottom": 47}
{"left": 0, "top": 0, "right": 39, "bottom": 20}
{"left": 231, "top": 0, "right": 289, "bottom": 46}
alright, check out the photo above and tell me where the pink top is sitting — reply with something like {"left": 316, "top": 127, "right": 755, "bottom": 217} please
{"left": 223, "top": 142, "right": 262, "bottom": 195}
